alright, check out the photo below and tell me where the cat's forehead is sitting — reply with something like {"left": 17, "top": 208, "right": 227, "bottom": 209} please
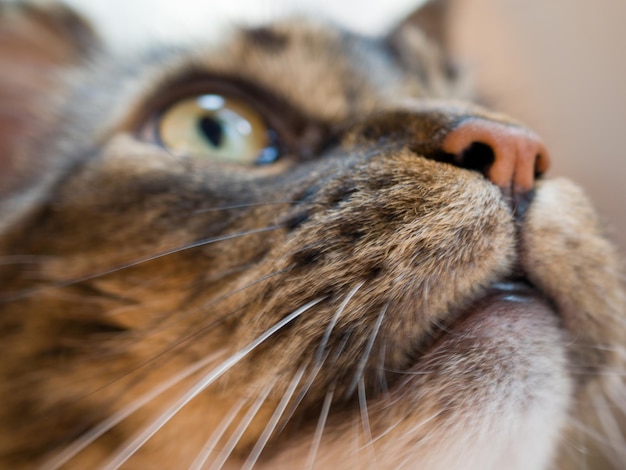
{"left": 76, "top": 16, "right": 450, "bottom": 138}
{"left": 68, "top": 0, "right": 426, "bottom": 48}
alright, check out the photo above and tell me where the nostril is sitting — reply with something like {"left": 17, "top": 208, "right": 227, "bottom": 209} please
{"left": 441, "top": 118, "right": 551, "bottom": 199}
{"left": 349, "top": 103, "right": 550, "bottom": 216}
{"left": 455, "top": 142, "right": 495, "bottom": 175}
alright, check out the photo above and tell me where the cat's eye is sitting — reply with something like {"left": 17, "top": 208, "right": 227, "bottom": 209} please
{"left": 156, "top": 94, "right": 279, "bottom": 165}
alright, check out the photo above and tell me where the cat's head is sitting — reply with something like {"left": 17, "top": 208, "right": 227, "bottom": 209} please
{"left": 0, "top": 1, "right": 624, "bottom": 469}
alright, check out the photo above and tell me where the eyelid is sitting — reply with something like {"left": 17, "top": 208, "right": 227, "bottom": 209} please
{"left": 134, "top": 75, "right": 330, "bottom": 162}
{"left": 136, "top": 77, "right": 292, "bottom": 141}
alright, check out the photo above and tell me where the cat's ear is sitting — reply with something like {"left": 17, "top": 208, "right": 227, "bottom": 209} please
{"left": 387, "top": 0, "right": 462, "bottom": 84}
{"left": 387, "top": 0, "right": 453, "bottom": 52}
{"left": 0, "top": 1, "right": 99, "bottom": 65}
{"left": 0, "top": 2, "right": 100, "bottom": 227}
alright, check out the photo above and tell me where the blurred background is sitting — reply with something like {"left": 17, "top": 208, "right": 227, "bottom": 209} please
{"left": 453, "top": 0, "right": 626, "bottom": 256}
{"left": 71, "top": 0, "right": 626, "bottom": 254}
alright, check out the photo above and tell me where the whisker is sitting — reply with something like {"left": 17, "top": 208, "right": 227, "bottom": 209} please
{"left": 405, "top": 409, "right": 445, "bottom": 435}
{"left": 242, "top": 367, "right": 307, "bottom": 470}
{"left": 591, "top": 392, "right": 626, "bottom": 466}
{"left": 394, "top": 411, "right": 447, "bottom": 468}
{"left": 576, "top": 344, "right": 626, "bottom": 352}
{"left": 271, "top": 284, "right": 364, "bottom": 438}
{"left": 383, "top": 367, "right": 443, "bottom": 376}
{"left": 272, "top": 354, "right": 328, "bottom": 438}
{"left": 346, "top": 303, "right": 388, "bottom": 397}
{"left": 557, "top": 424, "right": 589, "bottom": 470}
{"left": 315, "top": 282, "right": 365, "bottom": 364}
{"left": 352, "top": 416, "right": 361, "bottom": 467}
{"left": 99, "top": 297, "right": 325, "bottom": 470}
{"left": 42, "top": 350, "right": 226, "bottom": 470}
{"left": 366, "top": 415, "right": 405, "bottom": 444}
{"left": 275, "top": 326, "right": 354, "bottom": 438}
{"left": 234, "top": 286, "right": 368, "bottom": 463}
{"left": 193, "top": 200, "right": 305, "bottom": 214}
{"left": 606, "top": 378, "right": 626, "bottom": 414}
{"left": 328, "top": 330, "right": 353, "bottom": 367}
{"left": 567, "top": 413, "right": 625, "bottom": 470}
{"left": 1, "top": 224, "right": 283, "bottom": 303}
{"left": 568, "top": 367, "right": 626, "bottom": 377}
{"left": 357, "top": 378, "right": 377, "bottom": 466}
{"left": 305, "top": 384, "right": 335, "bottom": 470}
{"left": 42, "top": 268, "right": 289, "bottom": 411}
{"left": 189, "top": 397, "right": 248, "bottom": 470}
{"left": 208, "top": 380, "right": 277, "bottom": 470}
{"left": 161, "top": 146, "right": 189, "bottom": 165}
{"left": 568, "top": 415, "right": 616, "bottom": 448}
{"left": 251, "top": 284, "right": 369, "bottom": 444}
{"left": 139, "top": 268, "right": 290, "bottom": 338}
{"left": 567, "top": 343, "right": 626, "bottom": 364}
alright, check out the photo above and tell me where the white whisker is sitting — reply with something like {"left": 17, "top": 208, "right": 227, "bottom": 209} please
{"left": 273, "top": 355, "right": 327, "bottom": 438}
{"left": 591, "top": 392, "right": 626, "bottom": 467}
{"left": 242, "top": 367, "right": 306, "bottom": 470}
{"left": 87, "top": 269, "right": 290, "bottom": 399}
{"left": 352, "top": 418, "right": 360, "bottom": 467}
{"left": 305, "top": 384, "right": 335, "bottom": 470}
{"left": 357, "top": 378, "right": 377, "bottom": 466}
{"left": 315, "top": 282, "right": 365, "bottom": 363}
{"left": 394, "top": 411, "right": 446, "bottom": 468}
{"left": 327, "top": 330, "right": 353, "bottom": 367}
{"left": 141, "top": 268, "right": 289, "bottom": 336}
{"left": 256, "top": 284, "right": 367, "bottom": 456}
{"left": 208, "top": 381, "right": 277, "bottom": 470}
{"left": 568, "top": 367, "right": 626, "bottom": 378}
{"left": 42, "top": 350, "right": 226, "bottom": 470}
{"left": 347, "top": 303, "right": 388, "bottom": 397}
{"left": 568, "top": 416, "right": 615, "bottom": 449}
{"left": 189, "top": 398, "right": 248, "bottom": 470}
{"left": 558, "top": 425, "right": 589, "bottom": 470}
{"left": 271, "top": 284, "right": 365, "bottom": 444}
{"left": 99, "top": 298, "right": 324, "bottom": 470}
{"left": 194, "top": 200, "right": 303, "bottom": 214}
{"left": 405, "top": 409, "right": 445, "bottom": 435}
{"left": 366, "top": 415, "right": 405, "bottom": 444}
{"left": 606, "top": 378, "right": 626, "bottom": 414}
{"left": 2, "top": 225, "right": 283, "bottom": 303}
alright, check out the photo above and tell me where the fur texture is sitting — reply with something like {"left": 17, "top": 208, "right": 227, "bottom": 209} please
{"left": 0, "top": 1, "right": 624, "bottom": 469}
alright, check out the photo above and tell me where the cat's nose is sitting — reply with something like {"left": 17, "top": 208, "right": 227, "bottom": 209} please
{"left": 350, "top": 100, "right": 551, "bottom": 214}
{"left": 441, "top": 117, "right": 550, "bottom": 199}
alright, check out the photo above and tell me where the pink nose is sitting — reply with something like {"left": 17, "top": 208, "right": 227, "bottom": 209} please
{"left": 441, "top": 118, "right": 551, "bottom": 197}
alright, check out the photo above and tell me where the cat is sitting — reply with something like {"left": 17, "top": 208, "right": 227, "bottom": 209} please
{"left": 0, "top": 1, "right": 624, "bottom": 469}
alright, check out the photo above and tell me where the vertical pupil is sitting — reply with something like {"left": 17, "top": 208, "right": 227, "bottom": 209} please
{"left": 199, "top": 116, "right": 223, "bottom": 147}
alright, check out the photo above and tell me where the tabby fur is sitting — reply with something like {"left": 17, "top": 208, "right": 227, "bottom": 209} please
{"left": 0, "top": 1, "right": 624, "bottom": 469}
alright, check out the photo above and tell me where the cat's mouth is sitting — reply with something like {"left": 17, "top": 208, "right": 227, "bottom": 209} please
{"left": 382, "top": 276, "right": 563, "bottom": 398}
{"left": 287, "top": 276, "right": 568, "bottom": 455}
{"left": 414, "top": 278, "right": 559, "bottom": 360}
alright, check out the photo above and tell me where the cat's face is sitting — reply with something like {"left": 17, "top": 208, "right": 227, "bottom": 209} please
{"left": 0, "top": 2, "right": 624, "bottom": 469}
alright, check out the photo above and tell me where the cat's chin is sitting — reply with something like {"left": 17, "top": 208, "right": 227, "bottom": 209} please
{"left": 415, "top": 280, "right": 558, "bottom": 358}
{"left": 263, "top": 282, "right": 572, "bottom": 470}
{"left": 388, "top": 286, "right": 571, "bottom": 468}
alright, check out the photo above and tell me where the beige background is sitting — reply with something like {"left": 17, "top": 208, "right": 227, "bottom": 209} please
{"left": 452, "top": 0, "right": 626, "bottom": 254}
{"left": 73, "top": 0, "right": 626, "bottom": 254}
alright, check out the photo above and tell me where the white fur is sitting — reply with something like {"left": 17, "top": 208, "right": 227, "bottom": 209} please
{"left": 66, "top": 0, "right": 427, "bottom": 49}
